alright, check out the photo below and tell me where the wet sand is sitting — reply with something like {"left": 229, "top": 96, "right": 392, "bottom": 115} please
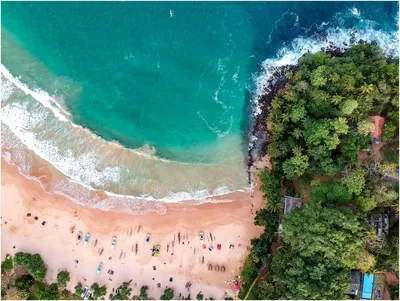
{"left": 1, "top": 159, "right": 265, "bottom": 299}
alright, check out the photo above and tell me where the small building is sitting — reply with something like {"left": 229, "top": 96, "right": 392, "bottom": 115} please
{"left": 371, "top": 116, "right": 385, "bottom": 144}
{"left": 347, "top": 270, "right": 361, "bottom": 299}
{"left": 367, "top": 211, "right": 390, "bottom": 237}
{"left": 283, "top": 196, "right": 302, "bottom": 214}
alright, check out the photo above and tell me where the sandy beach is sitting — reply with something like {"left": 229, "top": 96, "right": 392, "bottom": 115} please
{"left": 1, "top": 159, "right": 265, "bottom": 299}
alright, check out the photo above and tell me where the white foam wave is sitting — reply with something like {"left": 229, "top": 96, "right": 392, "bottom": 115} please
{"left": 1, "top": 76, "right": 15, "bottom": 102}
{"left": 0, "top": 64, "right": 179, "bottom": 163}
{"left": 2, "top": 112, "right": 246, "bottom": 205}
{"left": 1, "top": 64, "right": 70, "bottom": 122}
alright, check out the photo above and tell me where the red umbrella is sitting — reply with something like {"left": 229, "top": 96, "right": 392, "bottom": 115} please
{"left": 217, "top": 244, "right": 221, "bottom": 250}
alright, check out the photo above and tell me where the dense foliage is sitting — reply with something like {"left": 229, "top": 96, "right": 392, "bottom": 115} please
{"left": 267, "top": 44, "right": 398, "bottom": 178}
{"left": 34, "top": 283, "right": 59, "bottom": 300}
{"left": 1, "top": 257, "right": 13, "bottom": 273}
{"left": 138, "top": 285, "right": 149, "bottom": 300}
{"left": 15, "top": 274, "right": 35, "bottom": 292}
{"left": 240, "top": 44, "right": 399, "bottom": 300}
{"left": 56, "top": 270, "right": 70, "bottom": 288}
{"left": 258, "top": 203, "right": 366, "bottom": 300}
{"left": 14, "top": 252, "right": 47, "bottom": 281}
{"left": 160, "top": 288, "right": 174, "bottom": 300}
{"left": 91, "top": 282, "right": 107, "bottom": 300}
{"left": 112, "top": 282, "right": 132, "bottom": 300}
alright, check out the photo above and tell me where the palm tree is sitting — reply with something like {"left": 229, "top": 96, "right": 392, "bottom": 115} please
{"left": 267, "top": 198, "right": 282, "bottom": 213}
{"left": 359, "top": 84, "right": 374, "bottom": 95}
{"left": 281, "top": 112, "right": 290, "bottom": 123}
{"left": 292, "top": 128, "right": 303, "bottom": 139}
{"left": 331, "top": 95, "right": 343, "bottom": 105}
{"left": 329, "top": 73, "right": 340, "bottom": 83}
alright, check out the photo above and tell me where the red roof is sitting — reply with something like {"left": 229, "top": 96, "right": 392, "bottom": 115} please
{"left": 371, "top": 116, "right": 385, "bottom": 139}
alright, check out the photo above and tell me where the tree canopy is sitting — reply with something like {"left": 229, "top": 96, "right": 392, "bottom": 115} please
{"left": 91, "top": 282, "right": 107, "bottom": 300}
{"left": 14, "top": 252, "right": 46, "bottom": 281}
{"left": 57, "top": 270, "right": 70, "bottom": 288}
{"left": 35, "top": 283, "right": 59, "bottom": 300}
{"left": 112, "top": 282, "right": 132, "bottom": 300}
{"left": 267, "top": 44, "right": 399, "bottom": 179}
{"left": 242, "top": 43, "right": 399, "bottom": 300}
{"left": 258, "top": 203, "right": 366, "bottom": 300}
{"left": 160, "top": 288, "right": 174, "bottom": 300}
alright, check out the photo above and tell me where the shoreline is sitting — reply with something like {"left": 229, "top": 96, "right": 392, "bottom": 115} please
{"left": 1, "top": 158, "right": 265, "bottom": 299}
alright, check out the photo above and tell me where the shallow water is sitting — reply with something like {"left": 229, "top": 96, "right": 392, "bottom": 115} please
{"left": 1, "top": 2, "right": 398, "bottom": 213}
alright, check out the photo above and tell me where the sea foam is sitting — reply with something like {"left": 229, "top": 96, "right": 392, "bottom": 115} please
{"left": 252, "top": 11, "right": 399, "bottom": 118}
{"left": 1, "top": 66, "right": 248, "bottom": 213}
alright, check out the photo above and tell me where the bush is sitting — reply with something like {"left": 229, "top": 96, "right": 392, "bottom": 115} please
{"left": 389, "top": 284, "right": 399, "bottom": 300}
{"left": 1, "top": 257, "right": 13, "bottom": 272}
{"left": 57, "top": 271, "right": 70, "bottom": 288}
{"left": 112, "top": 282, "right": 132, "bottom": 300}
{"left": 310, "top": 180, "right": 351, "bottom": 205}
{"left": 259, "top": 170, "right": 282, "bottom": 205}
{"left": 91, "top": 282, "right": 107, "bottom": 300}
{"left": 384, "top": 151, "right": 399, "bottom": 167}
{"left": 160, "top": 288, "right": 174, "bottom": 300}
{"left": 251, "top": 232, "right": 274, "bottom": 264}
{"left": 74, "top": 282, "right": 83, "bottom": 296}
{"left": 13, "top": 252, "right": 46, "bottom": 281}
{"left": 139, "top": 286, "right": 149, "bottom": 300}
{"left": 15, "top": 274, "right": 35, "bottom": 291}
{"left": 35, "top": 283, "right": 59, "bottom": 301}
{"left": 238, "top": 255, "right": 259, "bottom": 299}
{"left": 27, "top": 254, "right": 46, "bottom": 281}
{"left": 196, "top": 292, "right": 204, "bottom": 300}
{"left": 254, "top": 209, "right": 279, "bottom": 234}
{"left": 14, "top": 252, "right": 31, "bottom": 266}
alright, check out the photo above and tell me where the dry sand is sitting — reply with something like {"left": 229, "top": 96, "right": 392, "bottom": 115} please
{"left": 1, "top": 159, "right": 265, "bottom": 299}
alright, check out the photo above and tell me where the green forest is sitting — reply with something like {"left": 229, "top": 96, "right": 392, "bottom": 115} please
{"left": 240, "top": 44, "right": 399, "bottom": 300}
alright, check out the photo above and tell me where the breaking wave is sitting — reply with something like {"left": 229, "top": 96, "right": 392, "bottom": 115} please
{"left": 1, "top": 62, "right": 249, "bottom": 214}
{"left": 251, "top": 10, "right": 399, "bottom": 118}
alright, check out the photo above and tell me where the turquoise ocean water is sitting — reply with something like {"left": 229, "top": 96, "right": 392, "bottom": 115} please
{"left": 1, "top": 2, "right": 399, "bottom": 214}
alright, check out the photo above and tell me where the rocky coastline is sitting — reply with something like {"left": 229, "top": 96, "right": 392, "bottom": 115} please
{"left": 246, "top": 41, "right": 376, "bottom": 184}
{"left": 247, "top": 64, "right": 296, "bottom": 183}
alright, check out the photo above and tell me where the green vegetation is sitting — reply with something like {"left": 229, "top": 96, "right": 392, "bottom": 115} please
{"left": 267, "top": 44, "right": 398, "bottom": 178}
{"left": 160, "top": 288, "right": 174, "bottom": 300}
{"left": 1, "top": 257, "right": 13, "bottom": 273}
{"left": 260, "top": 203, "right": 366, "bottom": 299}
{"left": 14, "top": 252, "right": 47, "bottom": 281}
{"left": 112, "top": 282, "right": 132, "bottom": 300}
{"left": 15, "top": 274, "right": 35, "bottom": 291}
{"left": 91, "top": 282, "right": 107, "bottom": 300}
{"left": 138, "top": 285, "right": 149, "bottom": 300}
{"left": 74, "top": 282, "right": 83, "bottom": 296}
{"left": 56, "top": 270, "right": 70, "bottom": 288}
{"left": 196, "top": 291, "right": 204, "bottom": 300}
{"left": 34, "top": 283, "right": 60, "bottom": 300}
{"left": 239, "top": 44, "right": 399, "bottom": 299}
